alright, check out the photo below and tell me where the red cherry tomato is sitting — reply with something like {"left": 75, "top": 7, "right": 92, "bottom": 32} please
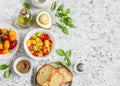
{"left": 1, "top": 34, "right": 9, "bottom": 40}
{"left": 49, "top": 40, "right": 52, "bottom": 46}
{"left": 0, "top": 49, "right": 3, "bottom": 54}
{"left": 41, "top": 34, "right": 49, "bottom": 41}
{"left": 9, "top": 41, "right": 17, "bottom": 49}
{"left": 0, "top": 29, "right": 2, "bottom": 35}
{"left": 29, "top": 44, "right": 34, "bottom": 51}
{"left": 33, "top": 51, "right": 38, "bottom": 56}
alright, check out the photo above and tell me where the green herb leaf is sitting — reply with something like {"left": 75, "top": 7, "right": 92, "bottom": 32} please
{"left": 66, "top": 58, "right": 71, "bottom": 66}
{"left": 66, "top": 50, "right": 72, "bottom": 58}
{"left": 5, "top": 69, "right": 12, "bottom": 78}
{"left": 57, "top": 4, "right": 64, "bottom": 11}
{"left": 56, "top": 61, "right": 63, "bottom": 66}
{"left": 57, "top": 49, "right": 66, "bottom": 56}
{"left": 51, "top": 1, "right": 57, "bottom": 11}
{"left": 23, "top": 2, "right": 30, "bottom": 10}
{"left": 55, "top": 22, "right": 64, "bottom": 28}
{"left": 62, "top": 26, "right": 69, "bottom": 35}
{"left": 66, "top": 8, "right": 71, "bottom": 14}
{"left": 69, "top": 23, "right": 76, "bottom": 28}
{"left": 0, "top": 64, "right": 9, "bottom": 70}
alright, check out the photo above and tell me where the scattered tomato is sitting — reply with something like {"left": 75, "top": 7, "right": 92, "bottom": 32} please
{"left": 29, "top": 44, "right": 34, "bottom": 51}
{"left": 41, "top": 34, "right": 49, "bottom": 41}
{"left": 0, "top": 29, "right": 2, "bottom": 35}
{"left": 33, "top": 51, "right": 38, "bottom": 56}
{"left": 9, "top": 30, "right": 16, "bottom": 36}
{"left": 0, "top": 49, "right": 3, "bottom": 54}
{"left": 9, "top": 35, "right": 16, "bottom": 41}
{"left": 2, "top": 28, "right": 7, "bottom": 33}
{"left": 4, "top": 40, "right": 10, "bottom": 49}
{"left": 0, "top": 42, "right": 3, "bottom": 49}
{"left": 42, "top": 46, "right": 47, "bottom": 54}
{"left": 1, "top": 34, "right": 9, "bottom": 40}
{"left": 2, "top": 49, "right": 9, "bottom": 54}
{"left": 9, "top": 41, "right": 17, "bottom": 49}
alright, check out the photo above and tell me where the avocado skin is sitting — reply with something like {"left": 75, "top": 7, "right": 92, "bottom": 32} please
{"left": 36, "top": 10, "right": 52, "bottom": 30}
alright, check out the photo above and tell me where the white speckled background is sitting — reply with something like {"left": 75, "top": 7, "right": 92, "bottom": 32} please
{"left": 0, "top": 0, "right": 120, "bottom": 86}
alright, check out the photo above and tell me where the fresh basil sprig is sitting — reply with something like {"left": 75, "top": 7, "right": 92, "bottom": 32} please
{"left": 0, "top": 64, "right": 9, "bottom": 70}
{"left": 23, "top": 2, "right": 30, "bottom": 10}
{"left": 51, "top": 2, "right": 76, "bottom": 35}
{"left": 57, "top": 48, "right": 72, "bottom": 66}
{"left": 56, "top": 61, "right": 63, "bottom": 66}
{"left": 5, "top": 69, "right": 12, "bottom": 78}
{"left": 51, "top": 1, "right": 57, "bottom": 11}
{"left": 0, "top": 64, "right": 12, "bottom": 78}
{"left": 57, "top": 48, "right": 66, "bottom": 56}
{"left": 56, "top": 22, "right": 69, "bottom": 35}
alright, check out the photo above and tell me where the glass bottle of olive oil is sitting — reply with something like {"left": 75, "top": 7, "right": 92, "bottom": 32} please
{"left": 15, "top": 8, "right": 32, "bottom": 29}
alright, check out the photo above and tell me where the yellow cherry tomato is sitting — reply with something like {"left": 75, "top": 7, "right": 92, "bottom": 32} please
{"left": 26, "top": 40, "right": 31, "bottom": 47}
{"left": 9, "top": 35, "right": 16, "bottom": 41}
{"left": 9, "top": 30, "right": 16, "bottom": 36}
{"left": 44, "top": 40, "right": 49, "bottom": 47}
{"left": 0, "top": 43, "right": 3, "bottom": 49}
{"left": 2, "top": 49, "right": 9, "bottom": 54}
{"left": 30, "top": 39, "right": 36, "bottom": 44}
{"left": 2, "top": 28, "right": 8, "bottom": 33}
{"left": 4, "top": 40, "right": 10, "bottom": 49}
{"left": 30, "top": 50, "right": 34, "bottom": 54}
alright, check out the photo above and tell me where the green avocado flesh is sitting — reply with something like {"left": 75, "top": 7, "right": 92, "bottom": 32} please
{"left": 36, "top": 11, "right": 52, "bottom": 29}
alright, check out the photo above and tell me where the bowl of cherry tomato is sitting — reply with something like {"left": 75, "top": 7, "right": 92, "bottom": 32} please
{"left": 24, "top": 29, "right": 55, "bottom": 60}
{"left": 0, "top": 23, "right": 20, "bottom": 59}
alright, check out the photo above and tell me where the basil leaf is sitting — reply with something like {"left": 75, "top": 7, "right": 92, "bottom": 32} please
{"left": 66, "top": 58, "right": 71, "bottom": 66}
{"left": 57, "top": 49, "right": 65, "bottom": 56}
{"left": 23, "top": 2, "right": 30, "bottom": 10}
{"left": 0, "top": 64, "right": 9, "bottom": 70}
{"left": 5, "top": 69, "right": 12, "bottom": 78}
{"left": 56, "top": 61, "right": 63, "bottom": 66}
{"left": 66, "top": 50, "right": 72, "bottom": 58}
{"left": 62, "top": 26, "right": 69, "bottom": 35}
{"left": 51, "top": 1, "right": 57, "bottom": 11}
{"left": 69, "top": 23, "right": 76, "bottom": 28}
{"left": 57, "top": 4, "right": 64, "bottom": 11}
{"left": 66, "top": 8, "right": 71, "bottom": 14}
{"left": 56, "top": 22, "right": 64, "bottom": 28}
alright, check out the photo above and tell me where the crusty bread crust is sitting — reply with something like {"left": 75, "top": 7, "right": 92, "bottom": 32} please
{"left": 57, "top": 67, "right": 73, "bottom": 83}
{"left": 36, "top": 64, "right": 73, "bottom": 86}
{"left": 36, "top": 64, "right": 55, "bottom": 86}
{"left": 48, "top": 72, "right": 64, "bottom": 86}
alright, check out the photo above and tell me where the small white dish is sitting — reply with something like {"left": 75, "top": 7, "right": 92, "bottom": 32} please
{"left": 30, "top": 0, "right": 52, "bottom": 8}
{"left": 24, "top": 29, "right": 55, "bottom": 61}
{"left": 74, "top": 63, "right": 84, "bottom": 74}
{"left": 0, "top": 23, "right": 20, "bottom": 60}
{"left": 13, "top": 57, "right": 33, "bottom": 76}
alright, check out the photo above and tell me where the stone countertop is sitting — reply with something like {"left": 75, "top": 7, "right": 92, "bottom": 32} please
{"left": 0, "top": 0, "right": 120, "bottom": 86}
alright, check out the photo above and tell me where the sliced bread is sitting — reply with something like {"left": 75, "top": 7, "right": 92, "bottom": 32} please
{"left": 36, "top": 64, "right": 55, "bottom": 86}
{"left": 57, "top": 67, "right": 73, "bottom": 83}
{"left": 47, "top": 72, "right": 64, "bottom": 86}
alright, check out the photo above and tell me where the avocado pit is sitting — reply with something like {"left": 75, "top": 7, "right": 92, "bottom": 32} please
{"left": 39, "top": 14, "right": 49, "bottom": 25}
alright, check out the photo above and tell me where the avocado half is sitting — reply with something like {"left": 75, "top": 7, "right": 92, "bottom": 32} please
{"left": 36, "top": 10, "right": 52, "bottom": 29}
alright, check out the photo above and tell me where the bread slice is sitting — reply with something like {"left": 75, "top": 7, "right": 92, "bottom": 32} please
{"left": 57, "top": 67, "right": 73, "bottom": 83}
{"left": 47, "top": 72, "right": 64, "bottom": 86}
{"left": 36, "top": 64, "right": 55, "bottom": 86}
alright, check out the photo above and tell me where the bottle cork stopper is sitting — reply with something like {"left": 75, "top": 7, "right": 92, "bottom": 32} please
{"left": 20, "top": 8, "right": 27, "bottom": 15}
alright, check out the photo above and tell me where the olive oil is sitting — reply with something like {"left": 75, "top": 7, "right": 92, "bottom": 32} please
{"left": 15, "top": 8, "right": 32, "bottom": 29}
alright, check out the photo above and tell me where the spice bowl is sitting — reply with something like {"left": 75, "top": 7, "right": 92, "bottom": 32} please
{"left": 13, "top": 57, "right": 33, "bottom": 76}
{"left": 74, "top": 62, "right": 84, "bottom": 74}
